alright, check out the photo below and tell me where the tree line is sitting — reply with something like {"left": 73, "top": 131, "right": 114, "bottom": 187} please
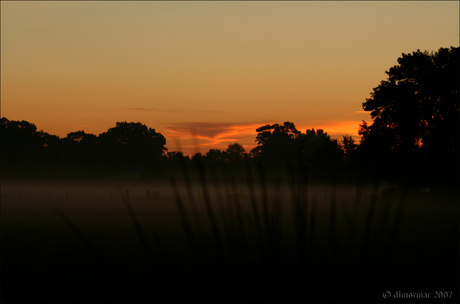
{"left": 1, "top": 47, "right": 458, "bottom": 188}
{"left": 0, "top": 118, "right": 350, "bottom": 182}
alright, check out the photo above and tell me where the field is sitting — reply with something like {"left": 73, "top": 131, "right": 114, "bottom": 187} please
{"left": 1, "top": 176, "right": 459, "bottom": 303}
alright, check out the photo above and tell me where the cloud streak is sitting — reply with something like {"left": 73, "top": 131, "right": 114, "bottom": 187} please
{"left": 117, "top": 107, "right": 225, "bottom": 114}
{"left": 164, "top": 122, "right": 267, "bottom": 146}
{"left": 163, "top": 121, "right": 266, "bottom": 155}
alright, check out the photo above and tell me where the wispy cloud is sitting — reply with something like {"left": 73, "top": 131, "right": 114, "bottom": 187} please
{"left": 117, "top": 107, "right": 225, "bottom": 114}
{"left": 163, "top": 121, "right": 270, "bottom": 151}
{"left": 164, "top": 120, "right": 364, "bottom": 155}
{"left": 166, "top": 120, "right": 363, "bottom": 143}
{"left": 166, "top": 122, "right": 263, "bottom": 140}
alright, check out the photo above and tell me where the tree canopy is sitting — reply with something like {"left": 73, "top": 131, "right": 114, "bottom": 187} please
{"left": 251, "top": 122, "right": 301, "bottom": 172}
{"left": 98, "top": 122, "right": 167, "bottom": 176}
{"left": 249, "top": 122, "right": 344, "bottom": 181}
{"left": 359, "top": 47, "right": 459, "bottom": 186}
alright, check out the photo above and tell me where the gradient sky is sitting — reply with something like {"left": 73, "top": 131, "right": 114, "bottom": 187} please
{"left": 2, "top": 1, "right": 459, "bottom": 155}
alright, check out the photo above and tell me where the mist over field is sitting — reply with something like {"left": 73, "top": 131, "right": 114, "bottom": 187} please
{"left": 2, "top": 175, "right": 458, "bottom": 302}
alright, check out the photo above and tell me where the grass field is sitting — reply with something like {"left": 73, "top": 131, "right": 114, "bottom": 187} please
{"left": 1, "top": 176, "right": 459, "bottom": 303}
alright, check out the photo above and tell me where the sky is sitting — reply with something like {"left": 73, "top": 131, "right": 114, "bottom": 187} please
{"left": 1, "top": 1, "right": 459, "bottom": 156}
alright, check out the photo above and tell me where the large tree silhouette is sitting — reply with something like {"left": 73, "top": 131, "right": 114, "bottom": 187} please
{"left": 1, "top": 118, "right": 42, "bottom": 175}
{"left": 251, "top": 122, "right": 301, "bottom": 173}
{"left": 98, "top": 122, "right": 167, "bottom": 176}
{"left": 250, "top": 123, "right": 345, "bottom": 181}
{"left": 0, "top": 118, "right": 63, "bottom": 176}
{"left": 295, "top": 128, "right": 344, "bottom": 182}
{"left": 359, "top": 46, "right": 459, "bottom": 187}
{"left": 61, "top": 131, "right": 98, "bottom": 174}
{"left": 225, "top": 143, "right": 247, "bottom": 162}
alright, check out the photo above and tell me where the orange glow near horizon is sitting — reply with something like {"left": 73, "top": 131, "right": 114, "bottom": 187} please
{"left": 163, "top": 122, "right": 271, "bottom": 156}
{"left": 2, "top": 1, "right": 458, "bottom": 157}
{"left": 162, "top": 120, "right": 365, "bottom": 156}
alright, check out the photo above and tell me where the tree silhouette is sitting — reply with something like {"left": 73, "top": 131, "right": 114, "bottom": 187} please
{"left": 223, "top": 143, "right": 248, "bottom": 177}
{"left": 191, "top": 152, "right": 204, "bottom": 163}
{"left": 251, "top": 122, "right": 301, "bottom": 173}
{"left": 309, "top": 138, "right": 344, "bottom": 182}
{"left": 36, "top": 130, "right": 61, "bottom": 173}
{"left": 61, "top": 131, "right": 98, "bottom": 175}
{"left": 205, "top": 149, "right": 227, "bottom": 163}
{"left": 165, "top": 151, "right": 191, "bottom": 176}
{"left": 1, "top": 118, "right": 43, "bottom": 176}
{"left": 341, "top": 135, "right": 359, "bottom": 179}
{"left": 297, "top": 128, "right": 331, "bottom": 163}
{"left": 225, "top": 143, "right": 247, "bottom": 163}
{"left": 97, "top": 122, "right": 167, "bottom": 176}
{"left": 359, "top": 47, "right": 459, "bottom": 187}
{"left": 297, "top": 128, "right": 343, "bottom": 182}
{"left": 341, "top": 135, "right": 357, "bottom": 161}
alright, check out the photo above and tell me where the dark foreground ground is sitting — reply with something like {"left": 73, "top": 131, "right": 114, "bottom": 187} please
{"left": 1, "top": 178, "right": 459, "bottom": 303}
